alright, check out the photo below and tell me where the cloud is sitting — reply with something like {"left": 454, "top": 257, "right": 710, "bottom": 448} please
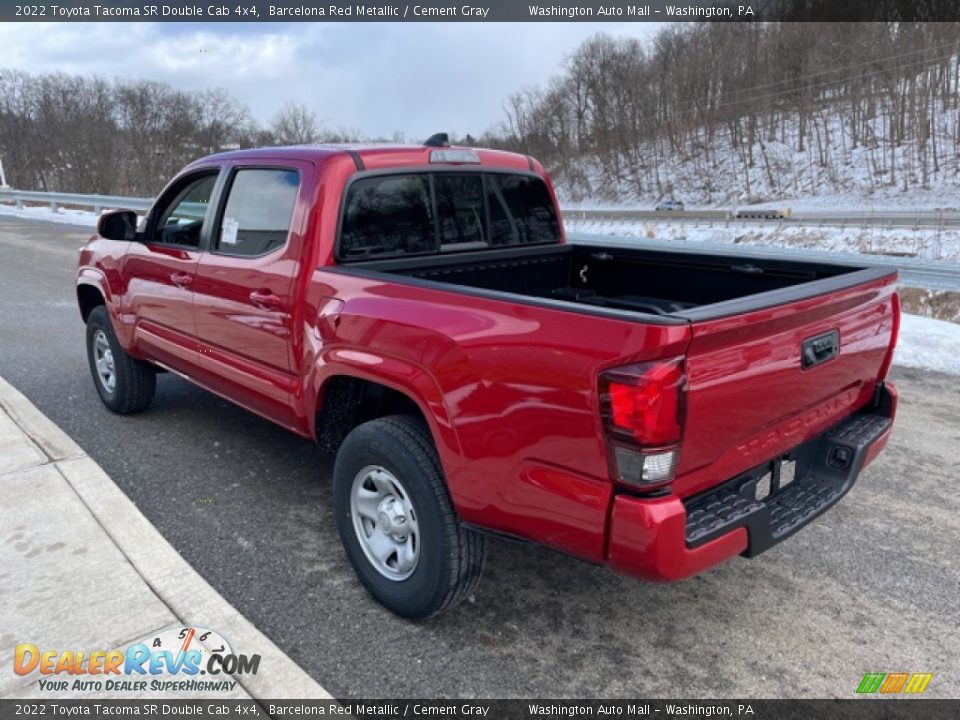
{"left": 0, "top": 21, "right": 662, "bottom": 138}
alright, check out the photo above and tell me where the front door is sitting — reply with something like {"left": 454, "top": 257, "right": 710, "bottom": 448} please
{"left": 124, "top": 170, "right": 220, "bottom": 372}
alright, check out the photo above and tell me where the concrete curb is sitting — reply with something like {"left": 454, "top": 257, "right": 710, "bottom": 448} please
{"left": 0, "top": 376, "right": 331, "bottom": 701}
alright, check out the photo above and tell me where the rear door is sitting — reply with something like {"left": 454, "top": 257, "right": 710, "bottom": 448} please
{"left": 190, "top": 161, "right": 311, "bottom": 428}
{"left": 674, "top": 276, "right": 898, "bottom": 498}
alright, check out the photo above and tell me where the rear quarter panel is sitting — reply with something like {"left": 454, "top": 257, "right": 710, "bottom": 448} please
{"left": 303, "top": 270, "right": 691, "bottom": 562}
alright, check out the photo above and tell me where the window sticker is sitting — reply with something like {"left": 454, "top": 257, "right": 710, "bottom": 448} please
{"left": 221, "top": 217, "right": 239, "bottom": 246}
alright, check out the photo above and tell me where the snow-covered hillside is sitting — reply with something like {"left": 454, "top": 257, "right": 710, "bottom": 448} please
{"left": 553, "top": 90, "right": 960, "bottom": 208}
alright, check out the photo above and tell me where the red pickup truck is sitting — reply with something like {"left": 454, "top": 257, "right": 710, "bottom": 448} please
{"left": 76, "top": 139, "right": 899, "bottom": 619}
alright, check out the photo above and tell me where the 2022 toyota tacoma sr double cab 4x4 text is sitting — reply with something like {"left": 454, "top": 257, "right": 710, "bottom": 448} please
{"left": 76, "top": 137, "right": 899, "bottom": 619}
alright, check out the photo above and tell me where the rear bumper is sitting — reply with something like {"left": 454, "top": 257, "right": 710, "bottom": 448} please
{"left": 607, "top": 381, "right": 897, "bottom": 581}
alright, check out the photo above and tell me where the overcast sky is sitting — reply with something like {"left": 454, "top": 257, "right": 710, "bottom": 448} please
{"left": 0, "top": 22, "right": 663, "bottom": 139}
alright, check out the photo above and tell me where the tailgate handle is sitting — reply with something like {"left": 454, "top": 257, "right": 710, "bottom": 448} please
{"left": 802, "top": 330, "right": 839, "bottom": 369}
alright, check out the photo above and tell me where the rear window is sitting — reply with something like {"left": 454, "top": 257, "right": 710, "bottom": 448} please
{"left": 490, "top": 174, "right": 561, "bottom": 246}
{"left": 339, "top": 172, "right": 559, "bottom": 260}
{"left": 340, "top": 175, "right": 434, "bottom": 258}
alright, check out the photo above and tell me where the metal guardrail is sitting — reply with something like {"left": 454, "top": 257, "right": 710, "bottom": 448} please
{"left": 565, "top": 207, "right": 960, "bottom": 230}
{"left": 0, "top": 188, "right": 154, "bottom": 214}
{"left": 2, "top": 188, "right": 957, "bottom": 229}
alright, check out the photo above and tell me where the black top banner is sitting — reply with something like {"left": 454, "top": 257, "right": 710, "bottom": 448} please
{"left": 4, "top": 0, "right": 960, "bottom": 22}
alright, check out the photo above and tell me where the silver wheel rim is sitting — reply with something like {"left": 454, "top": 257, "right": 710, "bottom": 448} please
{"left": 93, "top": 330, "right": 116, "bottom": 394}
{"left": 350, "top": 465, "right": 420, "bottom": 581}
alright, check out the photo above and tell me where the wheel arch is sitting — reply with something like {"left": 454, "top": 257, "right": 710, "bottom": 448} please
{"left": 76, "top": 268, "right": 111, "bottom": 324}
{"left": 309, "top": 358, "right": 465, "bottom": 498}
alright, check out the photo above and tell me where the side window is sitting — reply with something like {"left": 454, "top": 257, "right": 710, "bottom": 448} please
{"left": 340, "top": 175, "right": 434, "bottom": 259}
{"left": 435, "top": 174, "right": 486, "bottom": 250}
{"left": 154, "top": 174, "right": 217, "bottom": 247}
{"left": 489, "top": 174, "right": 560, "bottom": 246}
{"left": 215, "top": 169, "right": 299, "bottom": 257}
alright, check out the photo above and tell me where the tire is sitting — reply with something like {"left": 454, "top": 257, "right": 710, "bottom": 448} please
{"left": 85, "top": 305, "right": 156, "bottom": 414}
{"left": 333, "top": 415, "right": 486, "bottom": 620}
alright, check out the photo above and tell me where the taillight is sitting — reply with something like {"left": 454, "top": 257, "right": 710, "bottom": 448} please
{"left": 599, "top": 357, "right": 686, "bottom": 492}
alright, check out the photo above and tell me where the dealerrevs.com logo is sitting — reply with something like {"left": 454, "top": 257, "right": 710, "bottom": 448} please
{"left": 14, "top": 626, "right": 260, "bottom": 694}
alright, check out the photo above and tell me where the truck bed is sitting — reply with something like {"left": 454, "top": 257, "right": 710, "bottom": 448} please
{"left": 338, "top": 243, "right": 893, "bottom": 322}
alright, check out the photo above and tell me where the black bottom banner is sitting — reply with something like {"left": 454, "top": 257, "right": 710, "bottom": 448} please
{"left": 1, "top": 700, "right": 959, "bottom": 720}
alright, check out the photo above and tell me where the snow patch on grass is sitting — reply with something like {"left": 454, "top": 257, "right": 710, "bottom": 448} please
{"left": 0, "top": 202, "right": 98, "bottom": 227}
{"left": 896, "top": 314, "right": 960, "bottom": 375}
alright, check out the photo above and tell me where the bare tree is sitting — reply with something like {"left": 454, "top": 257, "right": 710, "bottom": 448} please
{"left": 270, "top": 101, "right": 322, "bottom": 145}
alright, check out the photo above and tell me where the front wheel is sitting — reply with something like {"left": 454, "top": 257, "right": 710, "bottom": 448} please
{"left": 85, "top": 306, "right": 156, "bottom": 414}
{"left": 333, "top": 415, "right": 486, "bottom": 620}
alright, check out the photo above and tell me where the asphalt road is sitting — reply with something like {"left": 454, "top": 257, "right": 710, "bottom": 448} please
{"left": 1, "top": 216, "right": 958, "bottom": 699}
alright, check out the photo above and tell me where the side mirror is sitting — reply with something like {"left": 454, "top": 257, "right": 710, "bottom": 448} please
{"left": 97, "top": 209, "right": 138, "bottom": 241}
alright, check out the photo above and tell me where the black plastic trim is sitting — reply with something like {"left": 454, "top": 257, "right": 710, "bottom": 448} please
{"left": 460, "top": 521, "right": 533, "bottom": 545}
{"left": 679, "top": 268, "right": 896, "bottom": 321}
{"left": 344, "top": 149, "right": 364, "bottom": 171}
{"left": 683, "top": 383, "right": 895, "bottom": 556}
{"left": 322, "top": 262, "right": 690, "bottom": 326}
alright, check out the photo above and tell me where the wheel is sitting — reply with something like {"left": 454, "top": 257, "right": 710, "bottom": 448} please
{"left": 85, "top": 305, "right": 156, "bottom": 414}
{"left": 333, "top": 415, "right": 487, "bottom": 619}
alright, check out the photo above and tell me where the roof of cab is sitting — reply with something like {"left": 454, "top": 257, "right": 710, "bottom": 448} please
{"left": 192, "top": 143, "right": 535, "bottom": 173}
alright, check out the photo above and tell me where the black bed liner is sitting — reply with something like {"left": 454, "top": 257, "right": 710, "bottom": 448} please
{"left": 328, "top": 243, "right": 895, "bottom": 325}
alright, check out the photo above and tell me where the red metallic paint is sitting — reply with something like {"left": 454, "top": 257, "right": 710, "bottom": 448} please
{"left": 76, "top": 144, "right": 898, "bottom": 581}
{"left": 607, "top": 493, "right": 748, "bottom": 581}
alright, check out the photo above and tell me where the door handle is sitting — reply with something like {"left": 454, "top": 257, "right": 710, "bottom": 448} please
{"left": 170, "top": 272, "right": 193, "bottom": 288}
{"left": 249, "top": 289, "right": 282, "bottom": 309}
{"left": 801, "top": 330, "right": 839, "bottom": 369}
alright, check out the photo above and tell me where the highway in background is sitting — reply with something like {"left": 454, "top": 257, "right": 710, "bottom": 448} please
{"left": 566, "top": 208, "right": 960, "bottom": 228}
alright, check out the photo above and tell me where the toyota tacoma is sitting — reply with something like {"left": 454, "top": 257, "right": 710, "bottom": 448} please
{"left": 76, "top": 137, "right": 899, "bottom": 619}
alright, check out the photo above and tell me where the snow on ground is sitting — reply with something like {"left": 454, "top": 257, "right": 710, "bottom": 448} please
{"left": 0, "top": 202, "right": 98, "bottom": 227}
{"left": 896, "top": 314, "right": 960, "bottom": 375}
{"left": 741, "top": 192, "right": 959, "bottom": 213}
{"left": 565, "top": 218, "right": 960, "bottom": 262}
{"left": 563, "top": 190, "right": 960, "bottom": 214}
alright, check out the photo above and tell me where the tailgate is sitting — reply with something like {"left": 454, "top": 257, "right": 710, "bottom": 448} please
{"left": 674, "top": 273, "right": 898, "bottom": 499}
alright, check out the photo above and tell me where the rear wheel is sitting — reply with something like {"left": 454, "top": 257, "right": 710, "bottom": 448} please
{"left": 85, "top": 306, "right": 156, "bottom": 414}
{"left": 333, "top": 415, "right": 486, "bottom": 619}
